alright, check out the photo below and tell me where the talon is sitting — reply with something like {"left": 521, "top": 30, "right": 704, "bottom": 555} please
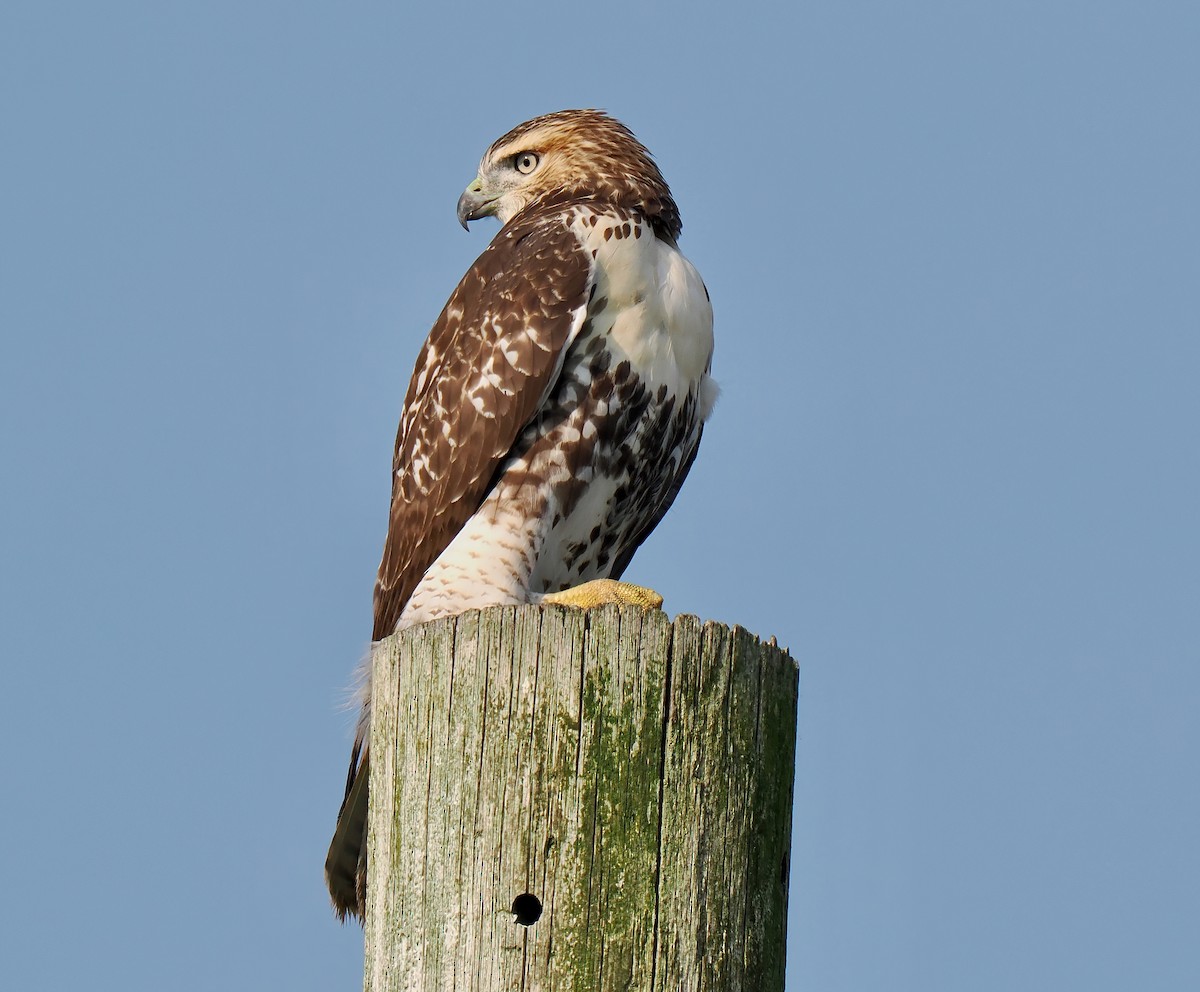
{"left": 540, "top": 578, "right": 664, "bottom": 611}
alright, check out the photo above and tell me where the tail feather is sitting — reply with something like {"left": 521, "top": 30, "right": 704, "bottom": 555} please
{"left": 325, "top": 746, "right": 370, "bottom": 921}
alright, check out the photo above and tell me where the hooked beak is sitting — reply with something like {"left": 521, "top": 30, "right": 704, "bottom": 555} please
{"left": 457, "top": 177, "right": 498, "bottom": 230}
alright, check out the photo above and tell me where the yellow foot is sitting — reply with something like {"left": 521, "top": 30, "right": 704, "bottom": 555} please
{"left": 540, "top": 579, "right": 664, "bottom": 611}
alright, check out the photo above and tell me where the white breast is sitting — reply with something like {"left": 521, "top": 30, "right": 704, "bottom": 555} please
{"left": 572, "top": 210, "right": 717, "bottom": 416}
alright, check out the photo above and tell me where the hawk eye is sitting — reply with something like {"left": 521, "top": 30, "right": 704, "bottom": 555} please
{"left": 515, "top": 152, "right": 539, "bottom": 175}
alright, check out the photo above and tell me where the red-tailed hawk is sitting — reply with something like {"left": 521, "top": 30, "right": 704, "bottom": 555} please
{"left": 325, "top": 109, "right": 717, "bottom": 919}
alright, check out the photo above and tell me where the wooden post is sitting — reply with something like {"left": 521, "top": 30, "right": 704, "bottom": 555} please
{"left": 364, "top": 604, "right": 797, "bottom": 992}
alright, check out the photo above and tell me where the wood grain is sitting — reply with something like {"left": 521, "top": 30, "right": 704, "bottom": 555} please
{"left": 365, "top": 605, "right": 797, "bottom": 992}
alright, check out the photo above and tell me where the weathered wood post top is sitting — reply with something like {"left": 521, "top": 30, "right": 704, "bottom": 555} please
{"left": 365, "top": 604, "right": 798, "bottom": 991}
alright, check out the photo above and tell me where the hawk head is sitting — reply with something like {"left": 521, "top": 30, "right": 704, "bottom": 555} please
{"left": 456, "top": 109, "right": 682, "bottom": 241}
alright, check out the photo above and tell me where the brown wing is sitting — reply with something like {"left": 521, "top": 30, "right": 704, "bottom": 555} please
{"left": 372, "top": 209, "right": 593, "bottom": 640}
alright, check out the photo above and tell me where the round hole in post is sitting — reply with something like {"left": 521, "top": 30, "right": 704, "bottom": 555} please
{"left": 510, "top": 892, "right": 543, "bottom": 927}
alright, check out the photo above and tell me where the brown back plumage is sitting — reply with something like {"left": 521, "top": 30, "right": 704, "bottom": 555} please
{"left": 370, "top": 210, "right": 591, "bottom": 640}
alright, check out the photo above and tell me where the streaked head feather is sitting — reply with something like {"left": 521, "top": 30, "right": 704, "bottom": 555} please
{"left": 473, "top": 109, "right": 681, "bottom": 240}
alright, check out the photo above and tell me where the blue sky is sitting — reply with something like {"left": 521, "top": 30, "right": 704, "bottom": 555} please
{"left": 2, "top": 2, "right": 1197, "bottom": 989}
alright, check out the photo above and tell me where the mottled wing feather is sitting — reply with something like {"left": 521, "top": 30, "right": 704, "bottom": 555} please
{"left": 372, "top": 213, "right": 592, "bottom": 640}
